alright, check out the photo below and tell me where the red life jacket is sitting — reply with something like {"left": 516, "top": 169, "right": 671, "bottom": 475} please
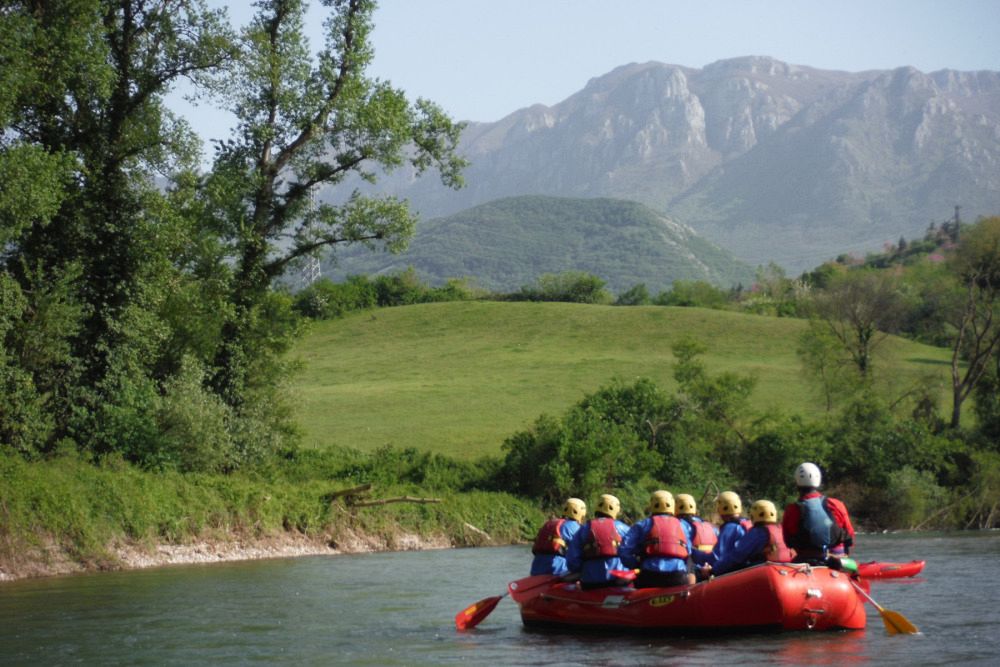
{"left": 582, "top": 518, "right": 621, "bottom": 560}
{"left": 762, "top": 523, "right": 795, "bottom": 562}
{"left": 689, "top": 518, "right": 718, "bottom": 553}
{"left": 531, "top": 518, "right": 567, "bottom": 556}
{"left": 643, "top": 515, "right": 689, "bottom": 559}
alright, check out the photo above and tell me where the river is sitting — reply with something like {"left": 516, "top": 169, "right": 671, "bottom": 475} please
{"left": 1, "top": 532, "right": 998, "bottom": 665}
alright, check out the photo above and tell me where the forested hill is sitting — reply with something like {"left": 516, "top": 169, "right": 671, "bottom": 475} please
{"left": 324, "top": 195, "right": 753, "bottom": 294}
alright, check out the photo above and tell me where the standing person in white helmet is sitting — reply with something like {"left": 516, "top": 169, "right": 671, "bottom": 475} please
{"left": 781, "top": 462, "right": 856, "bottom": 565}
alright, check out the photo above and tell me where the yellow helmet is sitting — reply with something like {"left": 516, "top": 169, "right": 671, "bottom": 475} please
{"left": 596, "top": 494, "right": 621, "bottom": 519}
{"left": 647, "top": 490, "right": 675, "bottom": 515}
{"left": 562, "top": 497, "right": 587, "bottom": 522}
{"left": 716, "top": 491, "right": 742, "bottom": 517}
{"left": 676, "top": 493, "right": 697, "bottom": 515}
{"left": 750, "top": 500, "right": 778, "bottom": 524}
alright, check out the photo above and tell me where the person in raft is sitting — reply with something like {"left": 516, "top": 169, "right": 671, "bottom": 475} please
{"left": 530, "top": 497, "right": 586, "bottom": 575}
{"left": 693, "top": 491, "right": 751, "bottom": 576}
{"left": 782, "top": 462, "right": 856, "bottom": 566}
{"left": 676, "top": 493, "right": 718, "bottom": 556}
{"left": 700, "top": 500, "right": 795, "bottom": 576}
{"left": 619, "top": 490, "right": 696, "bottom": 587}
{"left": 565, "top": 493, "right": 631, "bottom": 589}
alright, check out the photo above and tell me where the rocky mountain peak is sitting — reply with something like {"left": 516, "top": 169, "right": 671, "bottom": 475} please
{"left": 330, "top": 57, "right": 1000, "bottom": 273}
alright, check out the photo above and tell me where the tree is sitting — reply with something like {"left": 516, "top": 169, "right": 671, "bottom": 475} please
{"left": 205, "top": 0, "right": 466, "bottom": 405}
{"left": 946, "top": 217, "right": 1000, "bottom": 429}
{"left": 810, "top": 270, "right": 903, "bottom": 380}
{"left": 1, "top": 1, "right": 234, "bottom": 454}
{"left": 796, "top": 320, "right": 858, "bottom": 411}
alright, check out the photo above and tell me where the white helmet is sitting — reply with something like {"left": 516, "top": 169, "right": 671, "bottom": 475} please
{"left": 795, "top": 462, "right": 822, "bottom": 488}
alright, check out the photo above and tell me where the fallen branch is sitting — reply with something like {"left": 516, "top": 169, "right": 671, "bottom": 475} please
{"left": 323, "top": 483, "right": 372, "bottom": 506}
{"left": 352, "top": 495, "right": 441, "bottom": 508}
{"left": 463, "top": 522, "right": 493, "bottom": 542}
{"left": 915, "top": 486, "right": 978, "bottom": 531}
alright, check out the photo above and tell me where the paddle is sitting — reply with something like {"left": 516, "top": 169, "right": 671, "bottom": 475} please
{"left": 454, "top": 593, "right": 506, "bottom": 631}
{"left": 454, "top": 574, "right": 559, "bottom": 630}
{"left": 850, "top": 580, "right": 920, "bottom": 635}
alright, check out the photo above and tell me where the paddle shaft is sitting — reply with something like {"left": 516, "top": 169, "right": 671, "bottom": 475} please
{"left": 852, "top": 581, "right": 887, "bottom": 611}
{"left": 850, "top": 579, "right": 920, "bottom": 635}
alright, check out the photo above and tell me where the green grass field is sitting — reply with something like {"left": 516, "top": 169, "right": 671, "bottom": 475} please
{"left": 290, "top": 301, "right": 955, "bottom": 459}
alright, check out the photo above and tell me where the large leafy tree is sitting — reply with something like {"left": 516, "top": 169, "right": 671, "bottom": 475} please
{"left": 205, "top": 0, "right": 466, "bottom": 405}
{"left": 1, "top": 1, "right": 233, "bottom": 453}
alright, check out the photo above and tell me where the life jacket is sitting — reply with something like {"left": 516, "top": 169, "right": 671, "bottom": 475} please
{"left": 643, "top": 515, "right": 689, "bottom": 559}
{"left": 794, "top": 495, "right": 845, "bottom": 556}
{"left": 582, "top": 518, "right": 621, "bottom": 560}
{"left": 684, "top": 517, "right": 718, "bottom": 553}
{"left": 531, "top": 518, "right": 567, "bottom": 556}
{"left": 762, "top": 523, "right": 795, "bottom": 562}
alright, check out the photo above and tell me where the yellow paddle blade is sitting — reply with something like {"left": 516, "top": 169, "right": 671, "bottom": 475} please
{"left": 880, "top": 608, "right": 920, "bottom": 635}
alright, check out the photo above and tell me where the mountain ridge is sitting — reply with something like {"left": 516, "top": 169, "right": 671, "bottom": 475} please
{"left": 325, "top": 56, "right": 1000, "bottom": 272}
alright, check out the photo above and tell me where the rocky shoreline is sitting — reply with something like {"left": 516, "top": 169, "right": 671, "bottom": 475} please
{"left": 0, "top": 529, "right": 457, "bottom": 583}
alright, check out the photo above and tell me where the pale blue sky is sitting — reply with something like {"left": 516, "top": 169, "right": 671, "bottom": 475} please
{"left": 174, "top": 1, "right": 1000, "bottom": 153}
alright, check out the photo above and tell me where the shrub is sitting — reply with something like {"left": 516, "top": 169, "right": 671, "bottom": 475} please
{"left": 154, "top": 356, "right": 234, "bottom": 473}
{"left": 738, "top": 417, "right": 831, "bottom": 503}
{"left": 512, "top": 271, "right": 612, "bottom": 304}
{"left": 654, "top": 280, "right": 729, "bottom": 309}
{"left": 879, "top": 467, "right": 948, "bottom": 529}
{"left": 293, "top": 275, "right": 377, "bottom": 319}
{"left": 615, "top": 283, "right": 651, "bottom": 306}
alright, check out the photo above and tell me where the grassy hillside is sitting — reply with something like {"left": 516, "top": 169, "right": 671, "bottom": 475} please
{"left": 323, "top": 195, "right": 754, "bottom": 294}
{"left": 290, "top": 301, "right": 954, "bottom": 459}
{"left": 296, "top": 302, "right": 948, "bottom": 457}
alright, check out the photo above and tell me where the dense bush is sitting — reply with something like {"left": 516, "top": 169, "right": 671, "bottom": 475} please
{"left": 615, "top": 283, "right": 651, "bottom": 306}
{"left": 293, "top": 275, "right": 377, "bottom": 319}
{"left": 654, "top": 280, "right": 730, "bottom": 309}
{"left": 509, "top": 271, "right": 613, "bottom": 304}
{"left": 293, "top": 270, "right": 478, "bottom": 320}
{"left": 492, "top": 336, "right": 998, "bottom": 531}
{"left": 496, "top": 346, "right": 754, "bottom": 504}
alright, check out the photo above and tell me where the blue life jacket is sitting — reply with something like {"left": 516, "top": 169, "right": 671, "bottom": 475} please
{"left": 797, "top": 495, "right": 836, "bottom": 551}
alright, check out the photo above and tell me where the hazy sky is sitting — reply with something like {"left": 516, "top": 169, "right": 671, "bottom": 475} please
{"left": 173, "top": 0, "right": 1000, "bottom": 151}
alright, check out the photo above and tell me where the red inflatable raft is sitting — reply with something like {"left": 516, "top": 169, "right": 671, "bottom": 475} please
{"left": 509, "top": 563, "right": 867, "bottom": 633}
{"left": 856, "top": 560, "right": 925, "bottom": 580}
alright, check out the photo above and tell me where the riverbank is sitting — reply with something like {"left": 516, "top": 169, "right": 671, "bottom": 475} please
{"left": 0, "top": 451, "right": 543, "bottom": 583}
{"left": 0, "top": 528, "right": 462, "bottom": 583}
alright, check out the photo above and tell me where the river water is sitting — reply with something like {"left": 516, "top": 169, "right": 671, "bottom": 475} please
{"left": 1, "top": 532, "right": 998, "bottom": 665}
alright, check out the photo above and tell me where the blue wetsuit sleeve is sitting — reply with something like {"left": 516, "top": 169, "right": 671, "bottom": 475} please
{"left": 709, "top": 522, "right": 744, "bottom": 567}
{"left": 561, "top": 520, "right": 580, "bottom": 544}
{"left": 619, "top": 521, "right": 647, "bottom": 569}
{"left": 713, "top": 527, "right": 767, "bottom": 576}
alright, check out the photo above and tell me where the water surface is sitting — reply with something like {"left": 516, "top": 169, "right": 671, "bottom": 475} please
{"left": 2, "top": 532, "right": 998, "bottom": 665}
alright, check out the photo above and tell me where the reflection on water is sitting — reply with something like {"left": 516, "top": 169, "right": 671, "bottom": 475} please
{"left": 1, "top": 533, "right": 999, "bottom": 665}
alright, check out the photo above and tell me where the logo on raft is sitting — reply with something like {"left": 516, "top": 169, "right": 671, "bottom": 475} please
{"left": 648, "top": 595, "right": 677, "bottom": 608}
